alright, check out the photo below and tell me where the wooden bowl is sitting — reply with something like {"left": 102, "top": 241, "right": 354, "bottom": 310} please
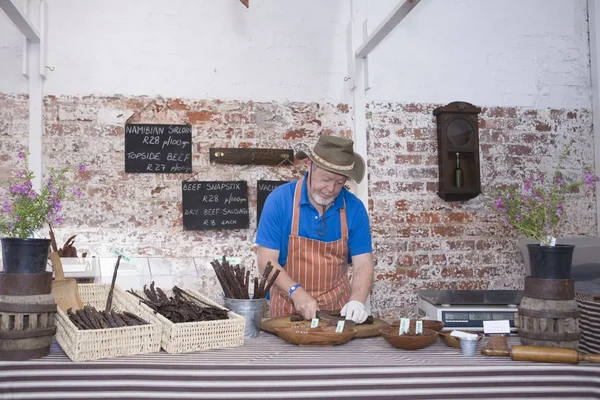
{"left": 379, "top": 327, "right": 438, "bottom": 350}
{"left": 390, "top": 319, "right": 444, "bottom": 332}
{"left": 438, "top": 330, "right": 484, "bottom": 349}
{"left": 274, "top": 326, "right": 357, "bottom": 346}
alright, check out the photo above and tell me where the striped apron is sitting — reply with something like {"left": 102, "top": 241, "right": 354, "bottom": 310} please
{"left": 270, "top": 178, "right": 351, "bottom": 318}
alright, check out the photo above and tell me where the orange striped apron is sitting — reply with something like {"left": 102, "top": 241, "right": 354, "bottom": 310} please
{"left": 270, "top": 178, "right": 351, "bottom": 318}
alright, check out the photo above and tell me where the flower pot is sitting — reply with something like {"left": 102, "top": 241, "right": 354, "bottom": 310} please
{"left": 526, "top": 243, "right": 575, "bottom": 279}
{"left": 1, "top": 238, "right": 51, "bottom": 274}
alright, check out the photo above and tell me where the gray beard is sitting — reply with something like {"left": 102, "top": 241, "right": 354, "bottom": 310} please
{"left": 312, "top": 192, "right": 334, "bottom": 207}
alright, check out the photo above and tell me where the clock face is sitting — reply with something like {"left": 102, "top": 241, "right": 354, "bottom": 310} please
{"left": 447, "top": 119, "right": 473, "bottom": 147}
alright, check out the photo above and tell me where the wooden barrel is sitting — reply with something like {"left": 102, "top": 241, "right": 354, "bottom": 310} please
{"left": 515, "top": 277, "right": 580, "bottom": 350}
{"left": 0, "top": 272, "right": 57, "bottom": 360}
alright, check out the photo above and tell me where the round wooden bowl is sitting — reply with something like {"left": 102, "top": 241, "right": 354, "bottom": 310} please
{"left": 438, "top": 330, "right": 484, "bottom": 349}
{"left": 274, "top": 326, "right": 357, "bottom": 346}
{"left": 379, "top": 327, "right": 438, "bottom": 350}
{"left": 390, "top": 319, "right": 444, "bottom": 332}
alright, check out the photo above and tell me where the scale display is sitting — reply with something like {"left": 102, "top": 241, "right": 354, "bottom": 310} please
{"left": 416, "top": 290, "right": 522, "bottom": 332}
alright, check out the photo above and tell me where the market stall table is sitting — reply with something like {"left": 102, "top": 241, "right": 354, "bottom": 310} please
{"left": 1, "top": 334, "right": 599, "bottom": 399}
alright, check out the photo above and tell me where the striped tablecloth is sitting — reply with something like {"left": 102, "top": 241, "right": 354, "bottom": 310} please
{"left": 1, "top": 333, "right": 599, "bottom": 400}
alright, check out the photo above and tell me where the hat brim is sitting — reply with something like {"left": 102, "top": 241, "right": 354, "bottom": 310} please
{"left": 295, "top": 143, "right": 365, "bottom": 184}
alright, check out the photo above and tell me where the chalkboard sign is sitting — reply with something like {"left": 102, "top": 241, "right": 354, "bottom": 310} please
{"left": 182, "top": 181, "right": 249, "bottom": 230}
{"left": 125, "top": 123, "right": 192, "bottom": 173}
{"left": 257, "top": 180, "right": 288, "bottom": 225}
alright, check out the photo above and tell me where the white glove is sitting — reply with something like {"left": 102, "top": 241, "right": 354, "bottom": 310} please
{"left": 340, "top": 300, "right": 368, "bottom": 324}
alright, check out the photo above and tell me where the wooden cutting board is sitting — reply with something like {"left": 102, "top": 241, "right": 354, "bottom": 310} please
{"left": 261, "top": 315, "right": 389, "bottom": 338}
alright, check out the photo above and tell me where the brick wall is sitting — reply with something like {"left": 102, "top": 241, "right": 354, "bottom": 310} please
{"left": 368, "top": 102, "right": 596, "bottom": 320}
{"left": 0, "top": 94, "right": 596, "bottom": 317}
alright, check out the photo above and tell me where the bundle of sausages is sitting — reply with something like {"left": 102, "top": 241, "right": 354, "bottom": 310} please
{"left": 210, "top": 256, "right": 280, "bottom": 300}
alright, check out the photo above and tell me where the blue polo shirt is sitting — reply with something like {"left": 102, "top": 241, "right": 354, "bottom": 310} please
{"left": 255, "top": 174, "right": 372, "bottom": 268}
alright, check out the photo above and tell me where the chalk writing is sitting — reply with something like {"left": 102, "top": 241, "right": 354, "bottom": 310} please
{"left": 182, "top": 181, "right": 249, "bottom": 230}
{"left": 125, "top": 123, "right": 192, "bottom": 173}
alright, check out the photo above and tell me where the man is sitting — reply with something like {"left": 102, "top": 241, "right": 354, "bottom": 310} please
{"left": 255, "top": 135, "right": 374, "bottom": 323}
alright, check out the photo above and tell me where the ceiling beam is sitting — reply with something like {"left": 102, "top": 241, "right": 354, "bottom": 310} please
{"left": 355, "top": 0, "right": 421, "bottom": 59}
{"left": 0, "top": 0, "right": 40, "bottom": 42}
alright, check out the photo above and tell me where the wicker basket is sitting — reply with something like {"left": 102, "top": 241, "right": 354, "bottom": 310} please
{"left": 130, "top": 288, "right": 245, "bottom": 354}
{"left": 55, "top": 284, "right": 162, "bottom": 362}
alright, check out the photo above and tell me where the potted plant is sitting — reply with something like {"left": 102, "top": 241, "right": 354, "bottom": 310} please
{"left": 0, "top": 152, "right": 86, "bottom": 274}
{"left": 488, "top": 142, "right": 599, "bottom": 278}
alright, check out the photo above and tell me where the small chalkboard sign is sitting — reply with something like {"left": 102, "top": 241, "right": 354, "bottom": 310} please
{"left": 182, "top": 181, "right": 249, "bottom": 230}
{"left": 125, "top": 123, "right": 192, "bottom": 173}
{"left": 257, "top": 180, "right": 288, "bottom": 225}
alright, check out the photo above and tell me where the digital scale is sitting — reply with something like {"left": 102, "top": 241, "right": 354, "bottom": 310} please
{"left": 416, "top": 290, "right": 523, "bottom": 332}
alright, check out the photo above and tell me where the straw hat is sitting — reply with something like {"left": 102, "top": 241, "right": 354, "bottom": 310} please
{"left": 295, "top": 135, "right": 365, "bottom": 183}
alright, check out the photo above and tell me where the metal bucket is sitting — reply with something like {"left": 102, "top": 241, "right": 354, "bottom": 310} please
{"left": 224, "top": 298, "right": 265, "bottom": 339}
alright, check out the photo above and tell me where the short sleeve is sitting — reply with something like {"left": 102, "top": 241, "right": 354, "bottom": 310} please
{"left": 347, "top": 200, "right": 372, "bottom": 257}
{"left": 255, "top": 188, "right": 284, "bottom": 251}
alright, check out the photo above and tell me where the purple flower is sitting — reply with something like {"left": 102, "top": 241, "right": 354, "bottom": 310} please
{"left": 79, "top": 163, "right": 86, "bottom": 173}
{"left": 584, "top": 172, "right": 599, "bottom": 187}
{"left": 17, "top": 151, "right": 25, "bottom": 160}
{"left": 515, "top": 215, "right": 523, "bottom": 222}
{"left": 73, "top": 187, "right": 84, "bottom": 199}
{"left": 2, "top": 201, "right": 11, "bottom": 213}
{"left": 494, "top": 197, "right": 506, "bottom": 213}
{"left": 27, "top": 191, "right": 37, "bottom": 200}
{"left": 556, "top": 203, "right": 564, "bottom": 217}
{"left": 524, "top": 177, "right": 533, "bottom": 191}
{"left": 9, "top": 181, "right": 33, "bottom": 195}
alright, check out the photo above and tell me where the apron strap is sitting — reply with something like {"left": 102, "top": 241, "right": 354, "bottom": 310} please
{"left": 291, "top": 178, "right": 303, "bottom": 236}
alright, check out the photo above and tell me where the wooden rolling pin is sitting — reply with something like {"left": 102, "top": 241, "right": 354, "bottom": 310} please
{"left": 482, "top": 345, "right": 600, "bottom": 364}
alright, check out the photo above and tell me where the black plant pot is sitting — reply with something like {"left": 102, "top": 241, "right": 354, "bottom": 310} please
{"left": 1, "top": 238, "right": 51, "bottom": 274}
{"left": 527, "top": 243, "right": 575, "bottom": 279}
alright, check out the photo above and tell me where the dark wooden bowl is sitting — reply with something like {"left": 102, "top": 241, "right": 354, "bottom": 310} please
{"left": 379, "top": 327, "right": 438, "bottom": 350}
{"left": 438, "top": 330, "right": 484, "bottom": 349}
{"left": 390, "top": 319, "right": 444, "bottom": 332}
{"left": 274, "top": 325, "right": 357, "bottom": 346}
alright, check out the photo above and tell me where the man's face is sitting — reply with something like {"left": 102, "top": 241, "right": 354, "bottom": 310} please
{"left": 308, "top": 161, "right": 347, "bottom": 206}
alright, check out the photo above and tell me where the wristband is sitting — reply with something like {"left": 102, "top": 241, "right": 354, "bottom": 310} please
{"left": 288, "top": 283, "right": 302, "bottom": 298}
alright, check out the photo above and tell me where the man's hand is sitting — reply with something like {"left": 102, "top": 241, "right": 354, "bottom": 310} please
{"left": 291, "top": 288, "right": 318, "bottom": 320}
{"left": 340, "top": 300, "right": 368, "bottom": 323}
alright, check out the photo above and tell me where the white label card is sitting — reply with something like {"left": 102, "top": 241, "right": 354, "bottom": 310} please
{"left": 399, "top": 318, "right": 410, "bottom": 335}
{"left": 483, "top": 320, "right": 511, "bottom": 334}
{"left": 335, "top": 320, "right": 345, "bottom": 333}
{"left": 415, "top": 320, "right": 423, "bottom": 335}
{"left": 311, "top": 318, "right": 319, "bottom": 328}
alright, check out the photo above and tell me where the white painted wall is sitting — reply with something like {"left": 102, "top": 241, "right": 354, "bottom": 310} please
{"left": 0, "top": 0, "right": 591, "bottom": 108}
{"left": 366, "top": 0, "right": 591, "bottom": 109}
{"left": 0, "top": 8, "right": 28, "bottom": 93}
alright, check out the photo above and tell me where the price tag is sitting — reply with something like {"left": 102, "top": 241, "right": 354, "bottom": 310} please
{"left": 110, "top": 248, "right": 131, "bottom": 263}
{"left": 415, "top": 320, "right": 423, "bottom": 335}
{"left": 399, "top": 318, "right": 410, "bottom": 335}
{"left": 483, "top": 320, "right": 511, "bottom": 334}
{"left": 335, "top": 320, "right": 345, "bottom": 333}
{"left": 311, "top": 318, "right": 319, "bottom": 328}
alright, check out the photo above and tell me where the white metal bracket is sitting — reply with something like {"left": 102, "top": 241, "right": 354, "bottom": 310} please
{"left": 347, "top": 19, "right": 371, "bottom": 92}
{"left": 0, "top": 0, "right": 47, "bottom": 79}
{"left": 39, "top": 0, "right": 47, "bottom": 79}
{"left": 346, "top": 21, "right": 356, "bottom": 91}
{"left": 362, "top": 20, "right": 370, "bottom": 91}
{"left": 355, "top": 0, "right": 421, "bottom": 59}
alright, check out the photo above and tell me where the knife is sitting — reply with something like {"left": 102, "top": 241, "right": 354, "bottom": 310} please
{"left": 289, "top": 311, "right": 357, "bottom": 328}
{"left": 316, "top": 311, "right": 356, "bottom": 328}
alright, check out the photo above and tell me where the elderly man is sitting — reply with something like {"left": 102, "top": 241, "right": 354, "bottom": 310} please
{"left": 255, "top": 135, "right": 374, "bottom": 323}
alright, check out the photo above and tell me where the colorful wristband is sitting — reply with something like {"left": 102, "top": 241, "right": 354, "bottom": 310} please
{"left": 288, "top": 283, "right": 302, "bottom": 298}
